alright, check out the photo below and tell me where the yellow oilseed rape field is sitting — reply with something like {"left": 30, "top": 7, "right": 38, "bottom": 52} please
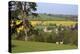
{"left": 30, "top": 21, "right": 77, "bottom": 27}
{"left": 14, "top": 20, "right": 77, "bottom": 33}
{"left": 15, "top": 20, "right": 77, "bottom": 27}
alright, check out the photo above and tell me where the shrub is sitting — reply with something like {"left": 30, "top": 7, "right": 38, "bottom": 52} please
{"left": 63, "top": 30, "right": 71, "bottom": 44}
{"left": 47, "top": 26, "right": 54, "bottom": 30}
{"left": 12, "top": 25, "right": 78, "bottom": 46}
{"left": 46, "top": 32, "right": 57, "bottom": 43}
{"left": 16, "top": 31, "right": 25, "bottom": 40}
{"left": 63, "top": 30, "right": 78, "bottom": 45}
{"left": 70, "top": 30, "right": 78, "bottom": 45}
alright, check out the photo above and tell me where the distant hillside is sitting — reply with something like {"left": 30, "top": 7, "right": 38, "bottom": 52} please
{"left": 28, "top": 13, "right": 78, "bottom": 21}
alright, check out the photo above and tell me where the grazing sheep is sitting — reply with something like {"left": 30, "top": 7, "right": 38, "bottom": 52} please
{"left": 56, "top": 42, "right": 59, "bottom": 45}
{"left": 60, "top": 41, "right": 63, "bottom": 44}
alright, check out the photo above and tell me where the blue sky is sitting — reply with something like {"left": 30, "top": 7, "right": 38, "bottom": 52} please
{"left": 35, "top": 2, "right": 78, "bottom": 15}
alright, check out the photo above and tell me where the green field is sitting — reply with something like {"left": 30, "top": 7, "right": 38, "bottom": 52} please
{"left": 12, "top": 40, "right": 77, "bottom": 53}
{"left": 29, "top": 14, "right": 77, "bottom": 21}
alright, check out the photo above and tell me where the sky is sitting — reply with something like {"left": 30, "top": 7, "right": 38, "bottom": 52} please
{"left": 35, "top": 2, "right": 78, "bottom": 15}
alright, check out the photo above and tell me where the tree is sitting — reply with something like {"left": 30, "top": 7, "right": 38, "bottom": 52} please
{"left": 9, "top": 1, "right": 38, "bottom": 40}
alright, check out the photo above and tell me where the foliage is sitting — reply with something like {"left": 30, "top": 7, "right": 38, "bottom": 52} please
{"left": 9, "top": 1, "right": 38, "bottom": 40}
{"left": 12, "top": 22, "right": 78, "bottom": 46}
{"left": 63, "top": 30, "right": 78, "bottom": 45}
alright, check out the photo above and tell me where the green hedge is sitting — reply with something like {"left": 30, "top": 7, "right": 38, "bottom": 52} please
{"left": 12, "top": 28, "right": 78, "bottom": 46}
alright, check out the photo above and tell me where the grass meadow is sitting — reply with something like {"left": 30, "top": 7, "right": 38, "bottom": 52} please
{"left": 12, "top": 40, "right": 77, "bottom": 53}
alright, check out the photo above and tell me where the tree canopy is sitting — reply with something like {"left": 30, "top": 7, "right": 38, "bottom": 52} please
{"left": 9, "top": 1, "right": 38, "bottom": 40}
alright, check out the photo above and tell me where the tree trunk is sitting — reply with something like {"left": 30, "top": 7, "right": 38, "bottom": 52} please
{"left": 21, "top": 2, "right": 29, "bottom": 41}
{"left": 24, "top": 29, "right": 28, "bottom": 41}
{"left": 22, "top": 17, "right": 28, "bottom": 41}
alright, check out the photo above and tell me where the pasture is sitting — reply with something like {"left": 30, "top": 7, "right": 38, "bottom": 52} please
{"left": 12, "top": 40, "right": 77, "bottom": 53}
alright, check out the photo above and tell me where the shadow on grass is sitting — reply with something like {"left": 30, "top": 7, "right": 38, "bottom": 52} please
{"left": 12, "top": 44, "right": 17, "bottom": 48}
